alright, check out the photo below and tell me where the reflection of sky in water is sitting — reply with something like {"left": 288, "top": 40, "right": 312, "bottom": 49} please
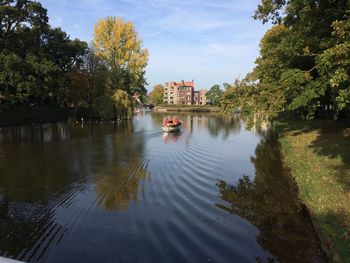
{"left": 0, "top": 112, "right": 323, "bottom": 263}
{"left": 139, "top": 112, "right": 262, "bottom": 183}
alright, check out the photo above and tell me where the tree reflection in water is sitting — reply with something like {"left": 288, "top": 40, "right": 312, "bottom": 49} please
{"left": 0, "top": 120, "right": 149, "bottom": 260}
{"left": 94, "top": 120, "right": 149, "bottom": 211}
{"left": 207, "top": 115, "right": 242, "bottom": 138}
{"left": 0, "top": 121, "right": 105, "bottom": 261}
{"left": 217, "top": 130, "right": 325, "bottom": 262}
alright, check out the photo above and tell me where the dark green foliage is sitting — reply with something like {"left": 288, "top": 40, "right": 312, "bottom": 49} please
{"left": 0, "top": 0, "right": 87, "bottom": 107}
{"left": 206, "top": 84, "right": 223, "bottom": 106}
{"left": 224, "top": 0, "right": 350, "bottom": 122}
{"left": 149, "top": 84, "right": 164, "bottom": 106}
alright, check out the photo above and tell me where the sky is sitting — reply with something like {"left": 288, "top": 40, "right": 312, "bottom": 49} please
{"left": 38, "top": 0, "right": 271, "bottom": 92}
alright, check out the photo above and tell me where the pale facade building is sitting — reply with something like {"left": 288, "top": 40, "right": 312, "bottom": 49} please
{"left": 199, "top": 89, "right": 208, "bottom": 105}
{"left": 163, "top": 80, "right": 209, "bottom": 105}
{"left": 164, "top": 80, "right": 194, "bottom": 105}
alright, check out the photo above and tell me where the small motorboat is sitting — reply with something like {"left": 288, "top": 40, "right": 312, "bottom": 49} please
{"left": 162, "top": 122, "right": 182, "bottom": 132}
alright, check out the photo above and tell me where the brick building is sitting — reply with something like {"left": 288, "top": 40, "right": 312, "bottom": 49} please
{"left": 163, "top": 80, "right": 209, "bottom": 105}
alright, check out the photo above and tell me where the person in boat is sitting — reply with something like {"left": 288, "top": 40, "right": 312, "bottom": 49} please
{"left": 173, "top": 117, "right": 178, "bottom": 125}
{"left": 164, "top": 118, "right": 170, "bottom": 126}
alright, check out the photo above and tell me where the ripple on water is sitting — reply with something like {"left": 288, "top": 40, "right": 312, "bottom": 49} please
{"left": 0, "top": 114, "right": 325, "bottom": 263}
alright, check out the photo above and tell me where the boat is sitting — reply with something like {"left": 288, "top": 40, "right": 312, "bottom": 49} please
{"left": 162, "top": 121, "right": 182, "bottom": 132}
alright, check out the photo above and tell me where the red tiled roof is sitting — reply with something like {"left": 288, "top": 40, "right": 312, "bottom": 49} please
{"left": 166, "top": 80, "right": 194, "bottom": 88}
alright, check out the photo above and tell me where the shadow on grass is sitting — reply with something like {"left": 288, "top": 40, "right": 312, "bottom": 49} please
{"left": 275, "top": 112, "right": 350, "bottom": 192}
{"left": 314, "top": 210, "right": 350, "bottom": 261}
{"left": 274, "top": 112, "right": 350, "bottom": 261}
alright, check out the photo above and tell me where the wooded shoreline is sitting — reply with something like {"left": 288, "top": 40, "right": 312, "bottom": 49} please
{"left": 153, "top": 105, "right": 220, "bottom": 113}
{"left": 0, "top": 105, "right": 220, "bottom": 126}
{"left": 0, "top": 106, "right": 70, "bottom": 127}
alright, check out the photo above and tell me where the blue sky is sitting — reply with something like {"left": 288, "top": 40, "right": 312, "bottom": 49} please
{"left": 38, "top": 0, "right": 271, "bottom": 92}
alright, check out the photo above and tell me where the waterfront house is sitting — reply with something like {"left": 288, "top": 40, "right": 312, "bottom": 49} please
{"left": 163, "top": 80, "right": 209, "bottom": 105}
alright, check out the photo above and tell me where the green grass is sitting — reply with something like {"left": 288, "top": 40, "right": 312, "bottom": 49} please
{"left": 274, "top": 114, "right": 350, "bottom": 262}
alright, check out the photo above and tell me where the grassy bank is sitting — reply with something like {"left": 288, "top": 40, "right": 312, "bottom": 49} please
{"left": 274, "top": 114, "right": 350, "bottom": 262}
{"left": 154, "top": 105, "right": 220, "bottom": 112}
{"left": 0, "top": 105, "right": 70, "bottom": 126}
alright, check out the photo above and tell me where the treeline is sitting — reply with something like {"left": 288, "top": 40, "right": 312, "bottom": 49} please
{"left": 221, "top": 0, "right": 350, "bottom": 123}
{"left": 0, "top": 0, "right": 148, "bottom": 119}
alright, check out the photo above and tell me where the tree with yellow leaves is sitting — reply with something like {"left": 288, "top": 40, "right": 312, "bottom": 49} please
{"left": 93, "top": 17, "right": 149, "bottom": 96}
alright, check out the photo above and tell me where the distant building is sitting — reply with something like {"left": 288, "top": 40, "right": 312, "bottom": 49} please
{"left": 164, "top": 80, "right": 195, "bottom": 105}
{"left": 199, "top": 89, "right": 208, "bottom": 105}
{"left": 163, "top": 80, "right": 209, "bottom": 105}
{"left": 193, "top": 91, "right": 200, "bottom": 105}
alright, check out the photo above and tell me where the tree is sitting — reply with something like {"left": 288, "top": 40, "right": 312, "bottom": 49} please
{"left": 0, "top": 0, "right": 88, "bottom": 106}
{"left": 223, "top": 0, "right": 350, "bottom": 122}
{"left": 67, "top": 44, "right": 110, "bottom": 110}
{"left": 40, "top": 28, "right": 87, "bottom": 105}
{"left": 84, "top": 45, "right": 108, "bottom": 102}
{"left": 0, "top": 0, "right": 51, "bottom": 104}
{"left": 206, "top": 84, "right": 223, "bottom": 106}
{"left": 68, "top": 68, "right": 89, "bottom": 108}
{"left": 0, "top": 0, "right": 49, "bottom": 51}
{"left": 317, "top": 17, "right": 350, "bottom": 117}
{"left": 93, "top": 17, "right": 149, "bottom": 95}
{"left": 149, "top": 84, "right": 164, "bottom": 106}
{"left": 252, "top": 0, "right": 349, "bottom": 119}
{"left": 111, "top": 89, "right": 134, "bottom": 119}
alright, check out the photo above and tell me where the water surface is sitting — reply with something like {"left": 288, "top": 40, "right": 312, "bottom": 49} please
{"left": 0, "top": 112, "right": 325, "bottom": 262}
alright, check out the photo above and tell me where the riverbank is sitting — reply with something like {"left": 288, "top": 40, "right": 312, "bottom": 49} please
{"left": 274, "top": 114, "right": 350, "bottom": 262}
{"left": 154, "top": 105, "right": 220, "bottom": 112}
{"left": 0, "top": 105, "right": 70, "bottom": 126}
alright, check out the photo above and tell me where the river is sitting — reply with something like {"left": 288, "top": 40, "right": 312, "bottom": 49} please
{"left": 0, "top": 112, "right": 325, "bottom": 262}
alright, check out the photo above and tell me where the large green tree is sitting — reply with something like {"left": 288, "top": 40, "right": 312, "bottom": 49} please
{"left": 93, "top": 16, "right": 149, "bottom": 96}
{"left": 0, "top": 0, "right": 87, "bottom": 106}
{"left": 149, "top": 84, "right": 164, "bottom": 106}
{"left": 317, "top": 17, "right": 350, "bottom": 116}
{"left": 206, "top": 84, "right": 223, "bottom": 106}
{"left": 68, "top": 44, "right": 110, "bottom": 109}
{"left": 0, "top": 0, "right": 48, "bottom": 51}
{"left": 224, "top": 0, "right": 350, "bottom": 121}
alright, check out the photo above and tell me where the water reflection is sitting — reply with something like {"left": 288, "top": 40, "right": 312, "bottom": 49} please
{"left": 0, "top": 113, "right": 324, "bottom": 262}
{"left": 162, "top": 131, "right": 182, "bottom": 144}
{"left": 0, "top": 120, "right": 110, "bottom": 144}
{"left": 216, "top": 130, "right": 325, "bottom": 262}
{"left": 94, "top": 120, "right": 149, "bottom": 211}
{"left": 152, "top": 112, "right": 243, "bottom": 139}
{"left": 207, "top": 115, "right": 242, "bottom": 138}
{"left": 0, "top": 120, "right": 148, "bottom": 260}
